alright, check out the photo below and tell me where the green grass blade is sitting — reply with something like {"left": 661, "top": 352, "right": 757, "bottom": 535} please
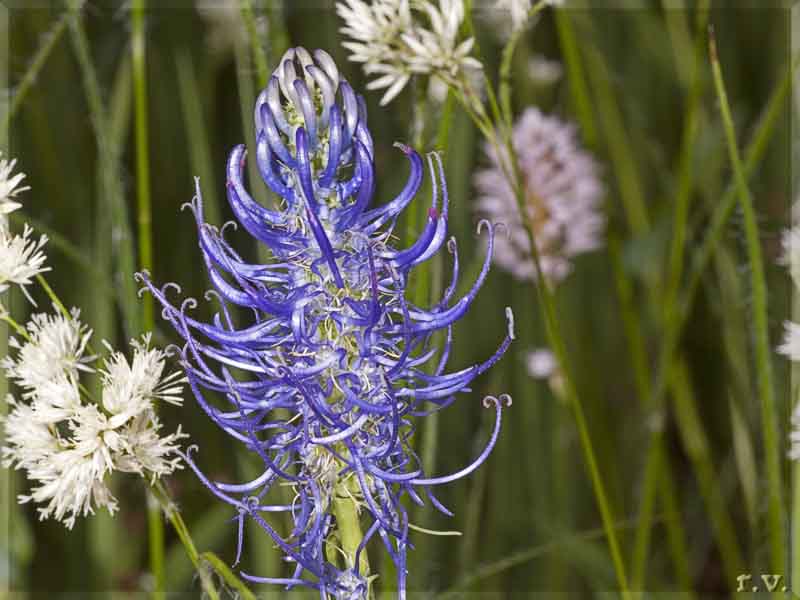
{"left": 664, "top": 1, "right": 709, "bottom": 311}
{"left": 553, "top": 10, "right": 597, "bottom": 148}
{"left": 239, "top": 0, "right": 270, "bottom": 87}
{"left": 438, "top": 518, "right": 640, "bottom": 600}
{"left": 637, "top": 48, "right": 794, "bottom": 589}
{"left": 671, "top": 359, "right": 744, "bottom": 580}
{"left": 0, "top": 4, "right": 79, "bottom": 141}
{"left": 710, "top": 29, "right": 785, "bottom": 573}
{"left": 175, "top": 46, "right": 221, "bottom": 226}
{"left": 584, "top": 46, "right": 649, "bottom": 236}
{"left": 65, "top": 0, "right": 139, "bottom": 336}
{"left": 730, "top": 395, "right": 759, "bottom": 532}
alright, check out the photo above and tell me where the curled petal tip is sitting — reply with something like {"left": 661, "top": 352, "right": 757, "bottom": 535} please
{"left": 180, "top": 297, "right": 198, "bottom": 313}
{"left": 220, "top": 220, "right": 239, "bottom": 235}
{"left": 483, "top": 394, "right": 513, "bottom": 409}
{"left": 162, "top": 282, "right": 183, "bottom": 296}
{"left": 476, "top": 218, "right": 493, "bottom": 236}
{"left": 505, "top": 306, "right": 515, "bottom": 340}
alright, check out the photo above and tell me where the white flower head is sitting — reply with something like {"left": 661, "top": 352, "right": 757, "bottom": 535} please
{"left": 526, "top": 348, "right": 557, "bottom": 379}
{"left": 114, "top": 413, "right": 187, "bottom": 483}
{"left": 197, "top": 0, "right": 248, "bottom": 57}
{"left": 0, "top": 224, "right": 50, "bottom": 301}
{"left": 790, "top": 402, "right": 800, "bottom": 461}
{"left": 475, "top": 108, "right": 605, "bottom": 284}
{"left": 0, "top": 153, "right": 29, "bottom": 222}
{"left": 3, "top": 308, "right": 95, "bottom": 393}
{"left": 525, "top": 348, "right": 565, "bottom": 398}
{"left": 3, "top": 324, "right": 187, "bottom": 527}
{"left": 778, "top": 320, "right": 800, "bottom": 362}
{"left": 29, "top": 376, "right": 83, "bottom": 424}
{"left": 528, "top": 54, "right": 563, "bottom": 85}
{"left": 1, "top": 395, "right": 61, "bottom": 471}
{"left": 780, "top": 225, "right": 800, "bottom": 288}
{"left": 337, "top": 0, "right": 481, "bottom": 105}
{"left": 491, "top": 0, "right": 533, "bottom": 33}
{"left": 100, "top": 333, "right": 186, "bottom": 421}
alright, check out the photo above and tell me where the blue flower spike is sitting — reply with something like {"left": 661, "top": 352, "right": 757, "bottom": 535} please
{"left": 137, "top": 47, "right": 514, "bottom": 599}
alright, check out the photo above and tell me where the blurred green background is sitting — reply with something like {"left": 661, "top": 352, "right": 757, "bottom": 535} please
{"left": 0, "top": 0, "right": 794, "bottom": 597}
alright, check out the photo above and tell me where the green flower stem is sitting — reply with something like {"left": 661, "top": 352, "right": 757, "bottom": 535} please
{"left": 0, "top": 314, "right": 28, "bottom": 339}
{"left": 710, "top": 29, "right": 785, "bottom": 574}
{"left": 450, "top": 15, "right": 631, "bottom": 593}
{"left": 131, "top": 2, "right": 163, "bottom": 595}
{"left": 146, "top": 490, "right": 166, "bottom": 600}
{"left": 132, "top": 0, "right": 153, "bottom": 332}
{"left": 553, "top": 11, "right": 699, "bottom": 589}
{"left": 199, "top": 552, "right": 258, "bottom": 600}
{"left": 498, "top": 0, "right": 549, "bottom": 128}
{"left": 239, "top": 0, "right": 270, "bottom": 87}
{"left": 498, "top": 123, "right": 633, "bottom": 600}
{"left": 331, "top": 478, "right": 371, "bottom": 589}
{"left": 498, "top": 98, "right": 632, "bottom": 600}
{"left": 263, "top": 1, "right": 290, "bottom": 66}
{"left": 35, "top": 274, "right": 69, "bottom": 318}
{"left": 793, "top": 459, "right": 800, "bottom": 590}
{"left": 150, "top": 482, "right": 226, "bottom": 600}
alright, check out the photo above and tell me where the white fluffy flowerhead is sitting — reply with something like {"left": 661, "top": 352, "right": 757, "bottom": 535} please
{"left": 337, "top": 0, "right": 482, "bottom": 105}
{"left": 790, "top": 403, "right": 800, "bottom": 461}
{"left": 100, "top": 333, "right": 186, "bottom": 421}
{"left": 526, "top": 348, "right": 556, "bottom": 379}
{"left": 3, "top": 308, "right": 94, "bottom": 392}
{"left": 525, "top": 348, "right": 565, "bottom": 397}
{"left": 475, "top": 108, "right": 605, "bottom": 283}
{"left": 0, "top": 224, "right": 50, "bottom": 301}
{"left": 778, "top": 321, "right": 800, "bottom": 363}
{"left": 196, "top": 0, "right": 252, "bottom": 57}
{"left": 0, "top": 153, "right": 29, "bottom": 222}
{"left": 778, "top": 219, "right": 800, "bottom": 461}
{"left": 780, "top": 225, "right": 800, "bottom": 289}
{"left": 491, "top": 0, "right": 532, "bottom": 33}
{"left": 2, "top": 320, "right": 187, "bottom": 528}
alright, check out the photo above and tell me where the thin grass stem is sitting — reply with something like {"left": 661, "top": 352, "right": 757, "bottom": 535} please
{"left": 1, "top": 4, "right": 79, "bottom": 141}
{"left": 131, "top": 1, "right": 164, "bottom": 594}
{"left": 239, "top": 0, "right": 269, "bottom": 87}
{"left": 710, "top": 28, "right": 785, "bottom": 573}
